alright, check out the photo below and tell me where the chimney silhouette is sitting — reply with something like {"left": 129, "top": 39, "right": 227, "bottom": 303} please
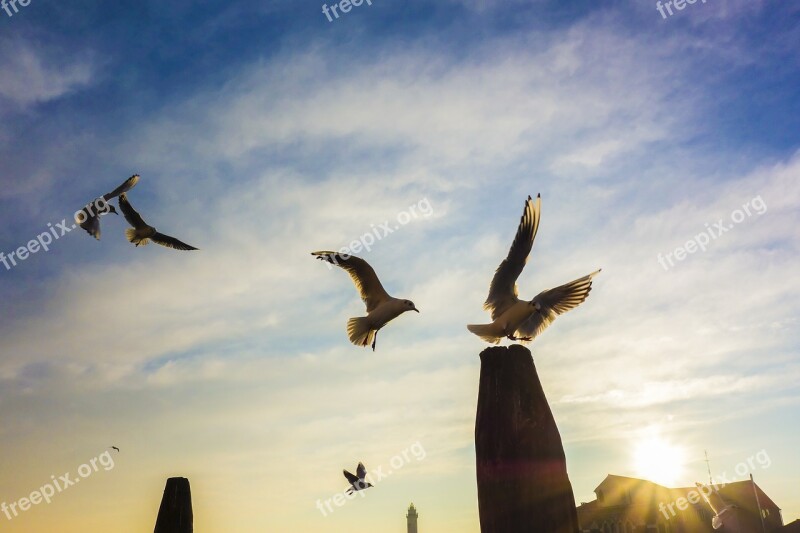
{"left": 475, "top": 345, "right": 579, "bottom": 533}
{"left": 154, "top": 477, "right": 193, "bottom": 533}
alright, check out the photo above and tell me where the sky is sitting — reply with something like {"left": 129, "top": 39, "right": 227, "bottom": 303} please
{"left": 1, "top": 0, "right": 799, "bottom": 531}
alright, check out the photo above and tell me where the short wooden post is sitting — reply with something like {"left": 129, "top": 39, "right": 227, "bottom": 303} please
{"left": 154, "top": 477, "right": 193, "bottom": 533}
{"left": 475, "top": 344, "right": 579, "bottom": 533}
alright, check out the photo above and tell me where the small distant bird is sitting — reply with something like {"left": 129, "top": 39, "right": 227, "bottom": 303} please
{"left": 467, "top": 194, "right": 600, "bottom": 344}
{"left": 312, "top": 251, "right": 418, "bottom": 351}
{"left": 111, "top": 446, "right": 120, "bottom": 452}
{"left": 118, "top": 193, "right": 198, "bottom": 250}
{"left": 343, "top": 462, "right": 373, "bottom": 494}
{"left": 75, "top": 175, "right": 140, "bottom": 240}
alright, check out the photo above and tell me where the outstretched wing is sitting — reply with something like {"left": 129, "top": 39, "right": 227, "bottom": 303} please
{"left": 516, "top": 269, "right": 599, "bottom": 342}
{"left": 152, "top": 232, "right": 198, "bottom": 251}
{"left": 356, "top": 462, "right": 367, "bottom": 480}
{"left": 78, "top": 213, "right": 101, "bottom": 240}
{"left": 118, "top": 193, "right": 148, "bottom": 229}
{"left": 312, "top": 251, "right": 391, "bottom": 312}
{"left": 343, "top": 469, "right": 359, "bottom": 484}
{"left": 103, "top": 174, "right": 140, "bottom": 200}
{"left": 484, "top": 195, "right": 541, "bottom": 320}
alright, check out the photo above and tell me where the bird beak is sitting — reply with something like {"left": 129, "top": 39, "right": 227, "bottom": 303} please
{"left": 413, "top": 307, "right": 420, "bottom": 313}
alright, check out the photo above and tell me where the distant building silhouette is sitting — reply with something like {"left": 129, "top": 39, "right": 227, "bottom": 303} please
{"left": 407, "top": 503, "right": 419, "bottom": 533}
{"left": 577, "top": 474, "right": 783, "bottom": 532}
{"left": 780, "top": 519, "right": 800, "bottom": 532}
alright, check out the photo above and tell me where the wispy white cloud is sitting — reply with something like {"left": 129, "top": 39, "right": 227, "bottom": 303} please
{"left": 0, "top": 38, "right": 94, "bottom": 108}
{"left": 1, "top": 10, "right": 799, "bottom": 531}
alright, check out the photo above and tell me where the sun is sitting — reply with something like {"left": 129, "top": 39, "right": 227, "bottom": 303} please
{"left": 632, "top": 431, "right": 686, "bottom": 487}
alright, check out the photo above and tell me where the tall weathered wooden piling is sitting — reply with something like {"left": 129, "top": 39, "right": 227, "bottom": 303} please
{"left": 154, "top": 477, "right": 193, "bottom": 533}
{"left": 475, "top": 344, "right": 579, "bottom": 533}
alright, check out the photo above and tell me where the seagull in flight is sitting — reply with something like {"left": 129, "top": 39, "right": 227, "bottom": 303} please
{"left": 118, "top": 193, "right": 198, "bottom": 250}
{"left": 75, "top": 175, "right": 140, "bottom": 240}
{"left": 467, "top": 194, "right": 600, "bottom": 344}
{"left": 343, "top": 462, "right": 373, "bottom": 494}
{"left": 110, "top": 446, "right": 120, "bottom": 452}
{"left": 695, "top": 482, "right": 733, "bottom": 530}
{"left": 312, "top": 251, "right": 418, "bottom": 351}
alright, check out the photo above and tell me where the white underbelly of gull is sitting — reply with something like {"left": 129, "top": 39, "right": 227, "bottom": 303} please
{"left": 312, "top": 251, "right": 419, "bottom": 351}
{"left": 467, "top": 194, "right": 600, "bottom": 344}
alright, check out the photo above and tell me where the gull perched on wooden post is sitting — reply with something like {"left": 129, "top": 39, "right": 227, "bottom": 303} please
{"left": 467, "top": 194, "right": 600, "bottom": 344}
{"left": 312, "top": 251, "right": 418, "bottom": 351}
{"left": 75, "top": 174, "right": 140, "bottom": 240}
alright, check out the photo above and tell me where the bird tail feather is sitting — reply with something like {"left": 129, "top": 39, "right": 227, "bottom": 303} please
{"left": 467, "top": 323, "right": 502, "bottom": 344}
{"left": 347, "top": 317, "right": 376, "bottom": 348}
{"left": 125, "top": 228, "right": 149, "bottom": 246}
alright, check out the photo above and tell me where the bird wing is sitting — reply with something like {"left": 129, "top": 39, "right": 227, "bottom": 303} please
{"left": 343, "top": 469, "right": 359, "bottom": 484}
{"left": 79, "top": 213, "right": 101, "bottom": 240}
{"left": 484, "top": 195, "right": 541, "bottom": 320}
{"left": 118, "top": 193, "right": 148, "bottom": 229}
{"left": 103, "top": 174, "right": 140, "bottom": 200}
{"left": 312, "top": 251, "right": 391, "bottom": 312}
{"left": 515, "top": 269, "right": 599, "bottom": 341}
{"left": 356, "top": 462, "right": 367, "bottom": 480}
{"left": 152, "top": 232, "right": 198, "bottom": 251}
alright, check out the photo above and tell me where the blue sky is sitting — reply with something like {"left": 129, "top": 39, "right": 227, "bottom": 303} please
{"left": 1, "top": 0, "right": 799, "bottom": 531}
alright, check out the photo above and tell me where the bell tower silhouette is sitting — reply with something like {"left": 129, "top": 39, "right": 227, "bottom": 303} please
{"left": 406, "top": 503, "right": 418, "bottom": 533}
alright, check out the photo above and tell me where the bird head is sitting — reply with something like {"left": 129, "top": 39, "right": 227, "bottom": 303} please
{"left": 403, "top": 300, "right": 419, "bottom": 313}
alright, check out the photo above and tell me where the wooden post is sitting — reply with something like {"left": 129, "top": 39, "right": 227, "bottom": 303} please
{"left": 475, "top": 344, "right": 579, "bottom": 533}
{"left": 154, "top": 477, "right": 193, "bottom": 533}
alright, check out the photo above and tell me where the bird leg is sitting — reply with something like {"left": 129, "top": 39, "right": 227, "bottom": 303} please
{"left": 507, "top": 334, "right": 533, "bottom": 342}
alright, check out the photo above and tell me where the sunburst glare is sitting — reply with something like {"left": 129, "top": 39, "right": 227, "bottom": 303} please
{"left": 632, "top": 429, "right": 687, "bottom": 487}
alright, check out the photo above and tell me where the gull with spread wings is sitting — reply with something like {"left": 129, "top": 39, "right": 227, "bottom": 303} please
{"left": 467, "top": 194, "right": 600, "bottom": 344}
{"left": 75, "top": 174, "right": 140, "bottom": 240}
{"left": 343, "top": 462, "right": 373, "bottom": 494}
{"left": 312, "top": 251, "right": 418, "bottom": 351}
{"left": 118, "top": 193, "right": 198, "bottom": 251}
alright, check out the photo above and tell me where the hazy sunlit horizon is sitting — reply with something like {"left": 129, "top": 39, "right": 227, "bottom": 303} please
{"left": 1, "top": 1, "right": 799, "bottom": 531}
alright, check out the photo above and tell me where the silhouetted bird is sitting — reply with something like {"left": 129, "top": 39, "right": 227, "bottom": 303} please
{"left": 75, "top": 174, "right": 140, "bottom": 240}
{"left": 111, "top": 446, "right": 120, "bottom": 452}
{"left": 312, "top": 251, "right": 418, "bottom": 350}
{"left": 118, "top": 193, "right": 198, "bottom": 250}
{"left": 467, "top": 194, "right": 599, "bottom": 344}
{"left": 343, "top": 462, "right": 373, "bottom": 494}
